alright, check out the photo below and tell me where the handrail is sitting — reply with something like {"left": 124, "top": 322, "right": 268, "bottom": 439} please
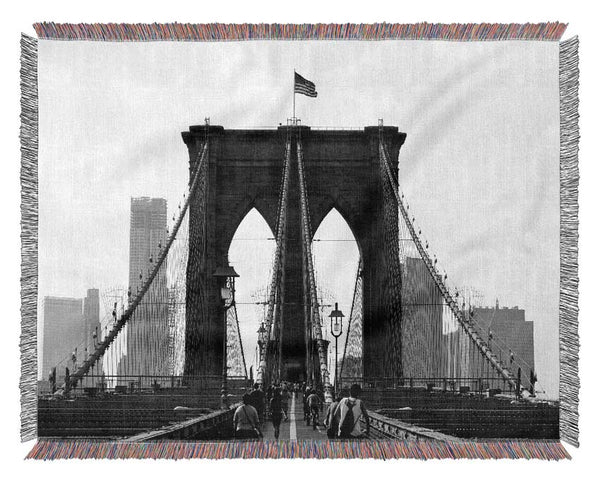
{"left": 366, "top": 410, "right": 462, "bottom": 442}
{"left": 125, "top": 403, "right": 241, "bottom": 442}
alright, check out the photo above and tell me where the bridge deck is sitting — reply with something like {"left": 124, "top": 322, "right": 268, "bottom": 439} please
{"left": 262, "top": 394, "right": 329, "bottom": 441}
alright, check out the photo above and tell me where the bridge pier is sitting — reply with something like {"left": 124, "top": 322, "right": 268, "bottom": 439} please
{"left": 181, "top": 125, "right": 406, "bottom": 381}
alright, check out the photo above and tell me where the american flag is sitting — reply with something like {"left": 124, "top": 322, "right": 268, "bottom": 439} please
{"left": 294, "top": 72, "right": 318, "bottom": 98}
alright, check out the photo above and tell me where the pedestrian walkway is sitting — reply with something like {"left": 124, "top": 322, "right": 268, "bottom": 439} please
{"left": 262, "top": 394, "right": 328, "bottom": 440}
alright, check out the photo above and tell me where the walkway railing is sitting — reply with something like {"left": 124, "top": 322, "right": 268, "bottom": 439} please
{"left": 340, "top": 376, "right": 518, "bottom": 395}
{"left": 365, "top": 410, "right": 461, "bottom": 442}
{"left": 40, "top": 375, "right": 250, "bottom": 397}
{"left": 126, "top": 404, "right": 241, "bottom": 441}
{"left": 125, "top": 404, "right": 460, "bottom": 442}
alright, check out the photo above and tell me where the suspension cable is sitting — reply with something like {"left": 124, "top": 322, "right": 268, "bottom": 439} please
{"left": 256, "top": 135, "right": 292, "bottom": 385}
{"left": 64, "top": 141, "right": 209, "bottom": 390}
{"left": 378, "top": 138, "right": 518, "bottom": 391}
{"left": 339, "top": 260, "right": 362, "bottom": 379}
{"left": 232, "top": 303, "right": 248, "bottom": 379}
{"left": 296, "top": 138, "right": 332, "bottom": 398}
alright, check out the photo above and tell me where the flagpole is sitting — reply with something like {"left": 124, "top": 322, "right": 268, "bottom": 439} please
{"left": 293, "top": 70, "right": 296, "bottom": 122}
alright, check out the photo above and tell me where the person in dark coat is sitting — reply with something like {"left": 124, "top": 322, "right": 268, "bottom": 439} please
{"left": 269, "top": 388, "right": 284, "bottom": 440}
{"left": 248, "top": 383, "right": 266, "bottom": 424}
{"left": 324, "top": 390, "right": 346, "bottom": 439}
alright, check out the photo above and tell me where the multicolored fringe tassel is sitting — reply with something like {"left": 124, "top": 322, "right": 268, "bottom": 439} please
{"left": 26, "top": 440, "right": 571, "bottom": 461}
{"left": 33, "top": 22, "right": 567, "bottom": 42}
{"left": 20, "top": 23, "right": 579, "bottom": 455}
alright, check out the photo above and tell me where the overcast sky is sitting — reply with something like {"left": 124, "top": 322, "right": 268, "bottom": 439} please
{"left": 38, "top": 39, "right": 559, "bottom": 398}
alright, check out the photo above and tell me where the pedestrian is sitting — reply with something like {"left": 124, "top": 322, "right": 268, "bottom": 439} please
{"left": 265, "top": 384, "right": 276, "bottom": 420}
{"left": 266, "top": 384, "right": 273, "bottom": 406}
{"left": 269, "top": 388, "right": 284, "bottom": 440}
{"left": 303, "top": 385, "right": 312, "bottom": 421}
{"left": 248, "top": 383, "right": 266, "bottom": 424}
{"left": 316, "top": 384, "right": 324, "bottom": 401}
{"left": 280, "top": 385, "right": 290, "bottom": 421}
{"left": 324, "top": 390, "right": 345, "bottom": 439}
{"left": 233, "top": 393, "right": 262, "bottom": 440}
{"left": 335, "top": 384, "right": 370, "bottom": 439}
{"left": 306, "top": 389, "right": 322, "bottom": 429}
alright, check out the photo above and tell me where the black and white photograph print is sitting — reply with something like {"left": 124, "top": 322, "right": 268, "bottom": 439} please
{"left": 36, "top": 38, "right": 561, "bottom": 442}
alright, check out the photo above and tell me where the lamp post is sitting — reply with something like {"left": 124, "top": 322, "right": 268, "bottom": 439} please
{"left": 256, "top": 322, "right": 268, "bottom": 386}
{"left": 213, "top": 263, "right": 239, "bottom": 409}
{"left": 329, "top": 302, "right": 345, "bottom": 394}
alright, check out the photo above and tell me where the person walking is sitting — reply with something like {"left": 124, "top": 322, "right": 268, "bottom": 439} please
{"left": 248, "top": 383, "right": 266, "bottom": 424}
{"left": 302, "top": 385, "right": 312, "bottom": 422}
{"left": 269, "top": 388, "right": 284, "bottom": 440}
{"left": 306, "top": 389, "right": 323, "bottom": 429}
{"left": 233, "top": 393, "right": 262, "bottom": 440}
{"left": 335, "top": 384, "right": 370, "bottom": 439}
{"left": 324, "top": 390, "right": 345, "bottom": 439}
{"left": 280, "top": 385, "right": 290, "bottom": 421}
{"left": 266, "top": 384, "right": 273, "bottom": 406}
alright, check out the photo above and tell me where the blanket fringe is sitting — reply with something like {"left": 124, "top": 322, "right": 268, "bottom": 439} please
{"left": 558, "top": 36, "right": 580, "bottom": 447}
{"left": 26, "top": 440, "right": 571, "bottom": 460}
{"left": 20, "top": 33, "right": 38, "bottom": 442}
{"left": 33, "top": 22, "right": 567, "bottom": 42}
{"left": 21, "top": 24, "right": 577, "bottom": 454}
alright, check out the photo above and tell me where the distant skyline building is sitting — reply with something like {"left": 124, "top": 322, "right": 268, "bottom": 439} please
{"left": 82, "top": 288, "right": 100, "bottom": 348}
{"left": 401, "top": 256, "right": 445, "bottom": 378}
{"left": 122, "top": 197, "right": 169, "bottom": 381}
{"left": 472, "top": 302, "right": 535, "bottom": 388}
{"left": 128, "top": 197, "right": 168, "bottom": 294}
{"left": 40, "top": 296, "right": 83, "bottom": 381}
{"left": 400, "top": 257, "right": 535, "bottom": 388}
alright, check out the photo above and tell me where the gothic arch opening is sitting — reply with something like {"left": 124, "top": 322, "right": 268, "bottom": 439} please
{"left": 312, "top": 208, "right": 361, "bottom": 386}
{"left": 228, "top": 208, "right": 276, "bottom": 378}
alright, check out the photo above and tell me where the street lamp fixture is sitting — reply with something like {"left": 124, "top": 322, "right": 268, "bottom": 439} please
{"left": 213, "top": 264, "right": 239, "bottom": 301}
{"left": 256, "top": 322, "right": 268, "bottom": 386}
{"left": 329, "top": 302, "right": 345, "bottom": 394}
{"left": 213, "top": 262, "right": 239, "bottom": 409}
{"left": 257, "top": 322, "right": 268, "bottom": 346}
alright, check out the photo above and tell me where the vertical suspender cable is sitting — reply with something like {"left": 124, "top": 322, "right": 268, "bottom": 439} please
{"left": 64, "top": 141, "right": 209, "bottom": 390}
{"left": 379, "top": 139, "right": 517, "bottom": 391}
{"left": 296, "top": 138, "right": 332, "bottom": 400}
{"left": 256, "top": 136, "right": 291, "bottom": 386}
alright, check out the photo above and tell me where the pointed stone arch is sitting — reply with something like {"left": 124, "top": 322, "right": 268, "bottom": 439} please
{"left": 182, "top": 125, "right": 406, "bottom": 379}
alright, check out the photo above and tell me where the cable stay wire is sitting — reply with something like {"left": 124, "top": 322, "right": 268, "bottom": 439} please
{"left": 378, "top": 134, "right": 522, "bottom": 392}
{"left": 63, "top": 141, "right": 209, "bottom": 390}
{"left": 256, "top": 134, "right": 292, "bottom": 386}
{"left": 297, "top": 137, "right": 332, "bottom": 398}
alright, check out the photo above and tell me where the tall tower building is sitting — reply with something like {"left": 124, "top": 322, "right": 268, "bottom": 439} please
{"left": 125, "top": 197, "right": 169, "bottom": 382}
{"left": 82, "top": 288, "right": 100, "bottom": 347}
{"left": 40, "top": 296, "right": 83, "bottom": 382}
{"left": 82, "top": 288, "right": 102, "bottom": 377}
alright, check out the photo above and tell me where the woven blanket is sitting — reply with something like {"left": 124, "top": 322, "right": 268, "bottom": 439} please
{"left": 20, "top": 22, "right": 579, "bottom": 460}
